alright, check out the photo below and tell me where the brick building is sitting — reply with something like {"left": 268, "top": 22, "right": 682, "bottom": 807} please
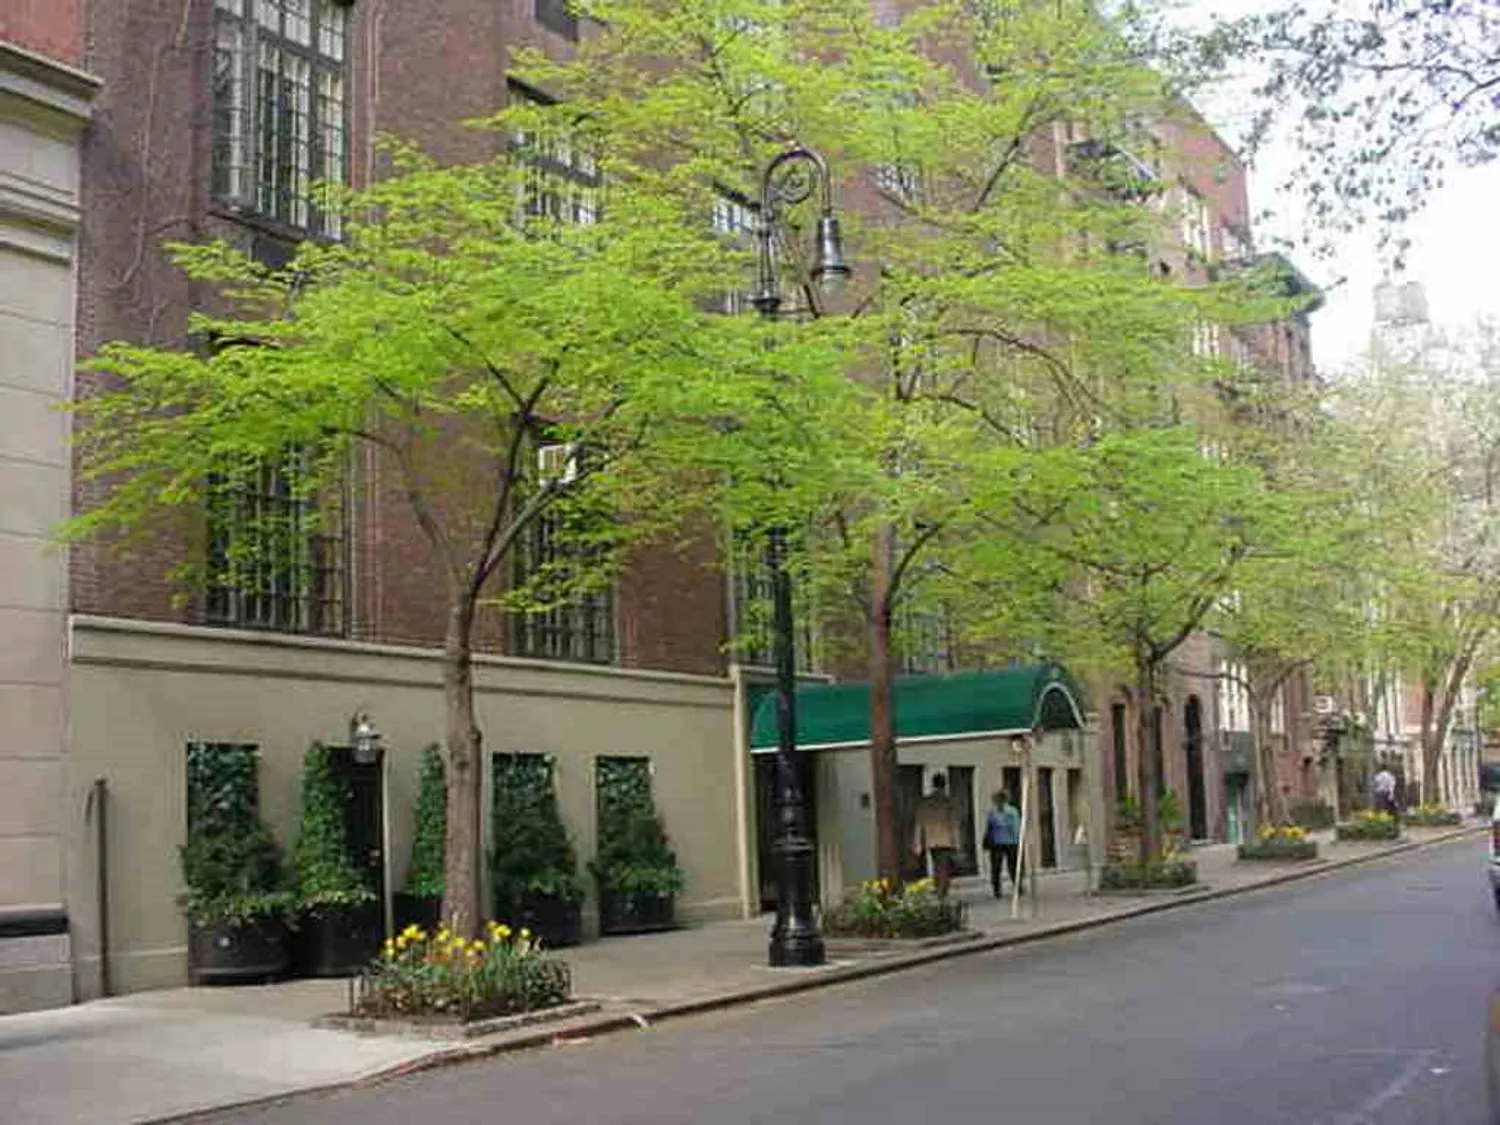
{"left": 0, "top": 1, "right": 1321, "bottom": 1010}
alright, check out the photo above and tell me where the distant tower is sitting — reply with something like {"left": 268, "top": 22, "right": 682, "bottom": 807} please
{"left": 1372, "top": 279, "right": 1432, "bottom": 364}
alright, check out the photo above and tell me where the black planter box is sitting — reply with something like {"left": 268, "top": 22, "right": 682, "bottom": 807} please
{"left": 294, "top": 900, "right": 383, "bottom": 978}
{"left": 597, "top": 888, "right": 676, "bottom": 936}
{"left": 188, "top": 916, "right": 289, "bottom": 985}
{"left": 393, "top": 892, "right": 442, "bottom": 934}
{"left": 514, "top": 891, "right": 584, "bottom": 948}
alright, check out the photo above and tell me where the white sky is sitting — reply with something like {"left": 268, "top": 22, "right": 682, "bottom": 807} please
{"left": 1181, "top": 2, "right": 1500, "bottom": 376}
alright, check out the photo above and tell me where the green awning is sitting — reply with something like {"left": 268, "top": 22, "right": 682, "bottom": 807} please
{"left": 749, "top": 663, "right": 1087, "bottom": 753}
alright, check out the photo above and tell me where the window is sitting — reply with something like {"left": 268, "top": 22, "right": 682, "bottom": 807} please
{"left": 711, "top": 192, "right": 758, "bottom": 315}
{"left": 897, "top": 601, "right": 952, "bottom": 675}
{"left": 1191, "top": 319, "right": 1221, "bottom": 358}
{"left": 1270, "top": 688, "right": 1286, "bottom": 736}
{"left": 509, "top": 506, "right": 616, "bottom": 665}
{"left": 204, "top": 453, "right": 346, "bottom": 635}
{"left": 1180, "top": 190, "right": 1211, "bottom": 262}
{"left": 535, "top": 0, "right": 579, "bottom": 40}
{"left": 729, "top": 541, "right": 816, "bottom": 672}
{"left": 1218, "top": 660, "right": 1251, "bottom": 733}
{"left": 213, "top": 0, "right": 348, "bottom": 235}
{"left": 508, "top": 81, "right": 601, "bottom": 228}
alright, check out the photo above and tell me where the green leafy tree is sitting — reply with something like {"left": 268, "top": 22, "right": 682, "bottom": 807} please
{"left": 530, "top": 0, "right": 1277, "bottom": 879}
{"left": 1186, "top": 1, "right": 1498, "bottom": 254}
{"left": 180, "top": 742, "right": 292, "bottom": 927}
{"left": 65, "top": 137, "right": 852, "bottom": 935}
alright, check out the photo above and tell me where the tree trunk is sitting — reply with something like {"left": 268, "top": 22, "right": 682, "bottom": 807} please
{"left": 1425, "top": 644, "right": 1479, "bottom": 809}
{"left": 1418, "top": 677, "right": 1437, "bottom": 809}
{"left": 1135, "top": 656, "right": 1162, "bottom": 865}
{"left": 442, "top": 595, "right": 483, "bottom": 938}
{"left": 868, "top": 523, "right": 900, "bottom": 881}
{"left": 1249, "top": 690, "right": 1287, "bottom": 829}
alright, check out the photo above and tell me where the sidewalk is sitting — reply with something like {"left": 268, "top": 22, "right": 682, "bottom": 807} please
{"left": 0, "top": 823, "right": 1479, "bottom": 1125}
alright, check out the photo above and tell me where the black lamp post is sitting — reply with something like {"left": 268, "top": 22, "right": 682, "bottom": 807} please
{"left": 752, "top": 146, "right": 849, "bottom": 969}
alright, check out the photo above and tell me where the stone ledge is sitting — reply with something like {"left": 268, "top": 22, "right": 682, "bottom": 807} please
{"left": 314, "top": 999, "right": 602, "bottom": 1041}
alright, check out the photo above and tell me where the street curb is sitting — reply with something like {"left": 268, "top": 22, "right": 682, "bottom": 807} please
{"left": 160, "top": 824, "right": 1482, "bottom": 1124}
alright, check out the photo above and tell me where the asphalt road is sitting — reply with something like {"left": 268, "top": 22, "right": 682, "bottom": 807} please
{"left": 213, "top": 838, "right": 1500, "bottom": 1125}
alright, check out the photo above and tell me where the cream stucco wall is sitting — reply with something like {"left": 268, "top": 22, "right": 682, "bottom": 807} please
{"left": 802, "top": 727, "right": 1105, "bottom": 900}
{"left": 0, "top": 41, "right": 95, "bottom": 1013}
{"left": 68, "top": 616, "right": 741, "bottom": 997}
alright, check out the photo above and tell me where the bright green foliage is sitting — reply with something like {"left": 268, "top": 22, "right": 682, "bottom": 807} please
{"left": 490, "top": 755, "right": 585, "bottom": 916}
{"left": 404, "top": 746, "right": 447, "bottom": 900}
{"left": 523, "top": 0, "right": 1288, "bottom": 877}
{"left": 590, "top": 758, "right": 684, "bottom": 896}
{"left": 180, "top": 742, "right": 293, "bottom": 927}
{"left": 291, "top": 743, "right": 376, "bottom": 911}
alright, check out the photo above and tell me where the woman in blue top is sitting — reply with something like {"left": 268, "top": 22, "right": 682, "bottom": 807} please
{"left": 983, "top": 790, "right": 1021, "bottom": 898}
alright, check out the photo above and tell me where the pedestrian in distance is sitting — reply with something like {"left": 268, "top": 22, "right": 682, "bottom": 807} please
{"left": 1372, "top": 766, "right": 1398, "bottom": 819}
{"left": 913, "top": 772, "right": 961, "bottom": 895}
{"left": 983, "top": 789, "right": 1021, "bottom": 898}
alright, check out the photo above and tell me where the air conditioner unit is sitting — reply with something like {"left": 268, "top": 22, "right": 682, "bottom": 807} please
{"left": 1313, "top": 696, "right": 1336, "bottom": 716}
{"left": 537, "top": 442, "right": 579, "bottom": 485}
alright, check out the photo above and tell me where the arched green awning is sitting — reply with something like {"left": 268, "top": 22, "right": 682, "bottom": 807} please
{"left": 748, "top": 663, "right": 1087, "bottom": 753}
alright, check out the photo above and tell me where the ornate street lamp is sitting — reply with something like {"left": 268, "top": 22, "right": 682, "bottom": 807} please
{"left": 752, "top": 146, "right": 849, "bottom": 968}
{"left": 350, "top": 711, "right": 382, "bottom": 765}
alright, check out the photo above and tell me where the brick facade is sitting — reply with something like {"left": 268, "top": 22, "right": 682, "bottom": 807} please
{"left": 71, "top": 0, "right": 731, "bottom": 676}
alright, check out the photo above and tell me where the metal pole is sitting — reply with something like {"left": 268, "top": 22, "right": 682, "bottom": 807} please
{"left": 766, "top": 526, "right": 825, "bottom": 966}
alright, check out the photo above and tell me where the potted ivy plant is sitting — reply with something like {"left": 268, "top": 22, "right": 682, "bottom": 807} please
{"left": 181, "top": 742, "right": 293, "bottom": 984}
{"left": 290, "top": 743, "right": 380, "bottom": 976}
{"left": 395, "top": 745, "right": 445, "bottom": 932}
{"left": 491, "top": 755, "right": 585, "bottom": 948}
{"left": 590, "top": 762, "right": 684, "bottom": 935}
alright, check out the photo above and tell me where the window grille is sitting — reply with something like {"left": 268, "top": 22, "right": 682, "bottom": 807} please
{"left": 204, "top": 453, "right": 346, "bottom": 635}
{"left": 507, "top": 81, "right": 602, "bottom": 228}
{"left": 509, "top": 508, "right": 616, "bottom": 664}
{"left": 213, "top": 0, "right": 348, "bottom": 235}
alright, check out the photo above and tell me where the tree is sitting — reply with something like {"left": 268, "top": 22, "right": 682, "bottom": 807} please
{"left": 66, "top": 148, "right": 852, "bottom": 937}
{"left": 532, "top": 0, "right": 1274, "bottom": 879}
{"left": 1195, "top": 1, "right": 1499, "bottom": 253}
{"left": 958, "top": 427, "right": 1276, "bottom": 865}
{"left": 1346, "top": 325, "right": 1500, "bottom": 805}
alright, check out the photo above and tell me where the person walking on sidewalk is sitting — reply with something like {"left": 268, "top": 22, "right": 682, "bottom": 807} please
{"left": 914, "top": 773, "right": 961, "bottom": 895}
{"left": 1373, "top": 766, "right": 1398, "bottom": 819}
{"left": 983, "top": 790, "right": 1021, "bottom": 898}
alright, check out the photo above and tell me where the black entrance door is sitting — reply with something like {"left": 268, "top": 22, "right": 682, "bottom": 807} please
{"left": 329, "top": 748, "right": 386, "bottom": 912}
{"left": 1184, "top": 697, "right": 1208, "bottom": 841}
{"left": 947, "top": 765, "right": 978, "bottom": 876}
{"left": 1037, "top": 767, "right": 1058, "bottom": 868}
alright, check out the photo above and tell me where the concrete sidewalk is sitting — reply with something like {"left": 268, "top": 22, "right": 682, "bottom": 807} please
{"left": 0, "top": 823, "right": 1480, "bottom": 1125}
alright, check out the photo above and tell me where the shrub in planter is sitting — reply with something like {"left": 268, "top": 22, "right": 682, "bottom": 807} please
{"left": 591, "top": 759, "right": 685, "bottom": 936}
{"left": 823, "top": 877, "right": 966, "bottom": 939}
{"left": 354, "top": 920, "right": 571, "bottom": 1022}
{"left": 291, "top": 743, "right": 380, "bottom": 977}
{"left": 491, "top": 755, "right": 585, "bottom": 948}
{"left": 1335, "top": 809, "right": 1401, "bottom": 841}
{"left": 1403, "top": 803, "right": 1463, "bottom": 827}
{"left": 395, "top": 746, "right": 445, "bottom": 933}
{"left": 181, "top": 742, "right": 293, "bottom": 984}
{"left": 1238, "top": 824, "right": 1319, "bottom": 861}
{"left": 1288, "top": 800, "right": 1336, "bottom": 831}
{"left": 1098, "top": 857, "right": 1199, "bottom": 890}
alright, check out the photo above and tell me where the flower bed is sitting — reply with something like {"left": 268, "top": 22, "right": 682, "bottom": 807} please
{"left": 353, "top": 921, "right": 571, "bottom": 1022}
{"left": 1335, "top": 809, "right": 1401, "bottom": 841}
{"left": 1098, "top": 857, "right": 1199, "bottom": 891}
{"left": 1403, "top": 804, "right": 1463, "bottom": 827}
{"left": 822, "top": 877, "right": 966, "bottom": 939}
{"left": 1238, "top": 824, "right": 1319, "bottom": 861}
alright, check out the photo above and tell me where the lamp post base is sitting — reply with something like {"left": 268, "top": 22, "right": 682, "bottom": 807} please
{"left": 768, "top": 930, "right": 826, "bottom": 968}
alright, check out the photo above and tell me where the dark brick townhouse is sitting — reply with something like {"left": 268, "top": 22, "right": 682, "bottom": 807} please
{"left": 0, "top": 0, "right": 1322, "bottom": 1010}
